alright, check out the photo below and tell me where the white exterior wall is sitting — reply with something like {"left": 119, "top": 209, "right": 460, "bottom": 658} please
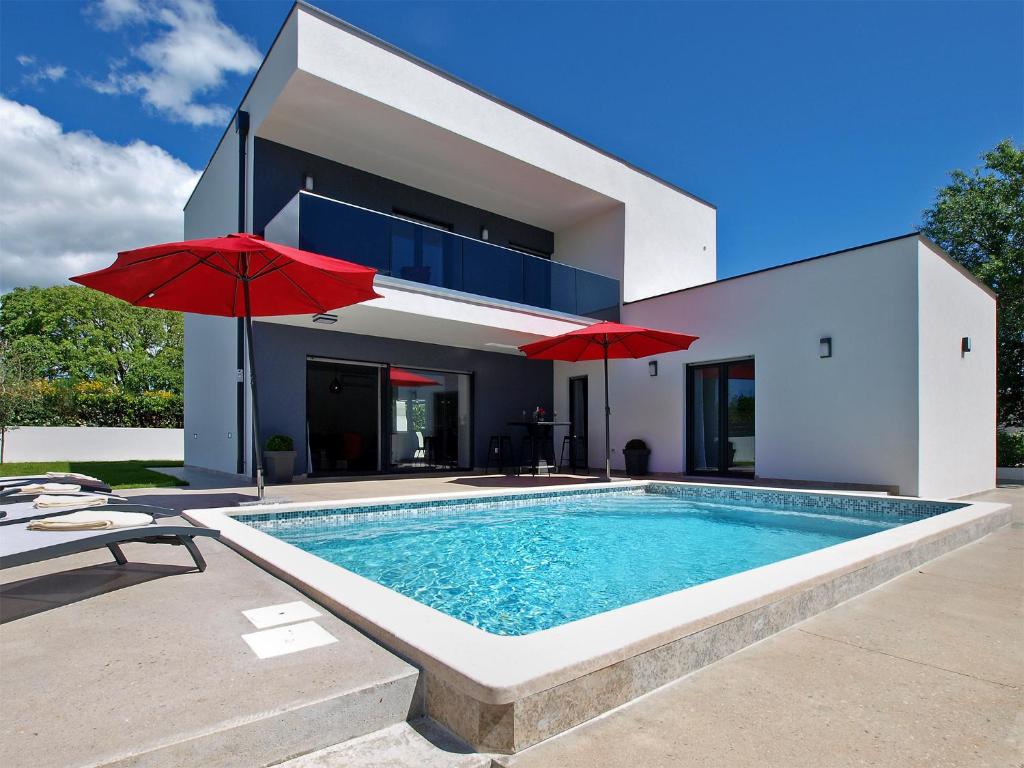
{"left": 557, "top": 237, "right": 925, "bottom": 494}
{"left": 183, "top": 127, "right": 240, "bottom": 474}
{"left": 555, "top": 206, "right": 626, "bottom": 291}
{"left": 2, "top": 427, "right": 183, "bottom": 462}
{"left": 917, "top": 240, "right": 997, "bottom": 498}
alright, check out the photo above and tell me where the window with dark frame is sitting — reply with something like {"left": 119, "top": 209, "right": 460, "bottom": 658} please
{"left": 507, "top": 241, "right": 552, "bottom": 259}
{"left": 391, "top": 208, "right": 453, "bottom": 232}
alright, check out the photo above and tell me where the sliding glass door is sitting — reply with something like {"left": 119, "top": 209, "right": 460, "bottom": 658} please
{"left": 388, "top": 367, "right": 471, "bottom": 471}
{"left": 306, "top": 359, "right": 382, "bottom": 475}
{"left": 688, "top": 360, "right": 755, "bottom": 476}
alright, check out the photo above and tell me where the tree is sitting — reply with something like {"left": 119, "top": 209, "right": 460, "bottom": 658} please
{"left": 0, "top": 338, "right": 31, "bottom": 461}
{"left": 921, "top": 139, "right": 1024, "bottom": 427}
{"left": 0, "top": 285, "right": 184, "bottom": 393}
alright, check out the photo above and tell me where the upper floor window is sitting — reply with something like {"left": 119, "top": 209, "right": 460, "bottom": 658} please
{"left": 508, "top": 242, "right": 551, "bottom": 260}
{"left": 392, "top": 209, "right": 453, "bottom": 232}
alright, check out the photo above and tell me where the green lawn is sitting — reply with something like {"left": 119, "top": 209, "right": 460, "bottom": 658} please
{"left": 0, "top": 460, "right": 187, "bottom": 489}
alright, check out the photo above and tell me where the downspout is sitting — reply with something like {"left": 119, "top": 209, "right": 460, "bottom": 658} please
{"left": 235, "top": 110, "right": 250, "bottom": 475}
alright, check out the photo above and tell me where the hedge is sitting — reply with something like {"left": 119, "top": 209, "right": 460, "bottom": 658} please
{"left": 4, "top": 380, "right": 183, "bottom": 429}
{"left": 998, "top": 430, "right": 1024, "bottom": 468}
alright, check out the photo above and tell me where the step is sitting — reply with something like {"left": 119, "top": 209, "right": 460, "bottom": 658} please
{"left": 273, "top": 720, "right": 494, "bottom": 768}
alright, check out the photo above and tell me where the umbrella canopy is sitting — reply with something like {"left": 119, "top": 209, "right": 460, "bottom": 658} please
{"left": 72, "top": 233, "right": 381, "bottom": 498}
{"left": 70, "top": 233, "right": 380, "bottom": 316}
{"left": 518, "top": 321, "right": 699, "bottom": 361}
{"left": 520, "top": 321, "right": 699, "bottom": 480}
{"left": 389, "top": 368, "right": 440, "bottom": 388}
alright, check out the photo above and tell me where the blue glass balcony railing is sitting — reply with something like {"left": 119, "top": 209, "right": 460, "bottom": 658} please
{"left": 279, "top": 192, "right": 620, "bottom": 320}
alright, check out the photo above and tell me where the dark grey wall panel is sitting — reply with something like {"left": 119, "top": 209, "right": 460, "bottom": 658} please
{"left": 253, "top": 138, "right": 554, "bottom": 256}
{"left": 252, "top": 322, "right": 554, "bottom": 472}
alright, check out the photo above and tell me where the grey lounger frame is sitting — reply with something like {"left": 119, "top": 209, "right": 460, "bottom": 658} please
{"left": 0, "top": 516, "right": 219, "bottom": 572}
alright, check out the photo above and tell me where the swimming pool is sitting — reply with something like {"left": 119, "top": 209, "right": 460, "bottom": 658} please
{"left": 246, "top": 488, "right": 916, "bottom": 635}
{"left": 192, "top": 482, "right": 1008, "bottom": 753}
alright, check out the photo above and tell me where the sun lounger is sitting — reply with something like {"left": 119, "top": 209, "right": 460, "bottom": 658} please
{"left": 0, "top": 474, "right": 112, "bottom": 494}
{"left": 0, "top": 512, "right": 219, "bottom": 572}
{"left": 0, "top": 485, "right": 125, "bottom": 505}
{"left": 0, "top": 501, "right": 176, "bottom": 527}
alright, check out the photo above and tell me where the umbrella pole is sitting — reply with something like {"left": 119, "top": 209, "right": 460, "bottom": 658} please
{"left": 603, "top": 344, "right": 611, "bottom": 482}
{"left": 242, "top": 277, "right": 265, "bottom": 500}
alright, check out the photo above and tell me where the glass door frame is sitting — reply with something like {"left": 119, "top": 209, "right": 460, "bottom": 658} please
{"left": 568, "top": 375, "right": 589, "bottom": 471}
{"left": 384, "top": 364, "right": 475, "bottom": 473}
{"left": 305, "top": 355, "right": 385, "bottom": 475}
{"left": 686, "top": 358, "right": 755, "bottom": 477}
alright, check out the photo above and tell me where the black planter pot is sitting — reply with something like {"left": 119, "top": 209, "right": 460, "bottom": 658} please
{"left": 623, "top": 448, "right": 651, "bottom": 476}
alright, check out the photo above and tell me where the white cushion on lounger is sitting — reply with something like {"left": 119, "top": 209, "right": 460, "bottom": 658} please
{"left": 32, "top": 494, "right": 108, "bottom": 509}
{"left": 45, "top": 472, "right": 102, "bottom": 483}
{"left": 12, "top": 483, "right": 82, "bottom": 496}
{"left": 27, "top": 510, "right": 154, "bottom": 531}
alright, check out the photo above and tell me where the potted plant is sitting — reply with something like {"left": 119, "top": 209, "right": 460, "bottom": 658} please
{"left": 623, "top": 438, "right": 651, "bottom": 476}
{"left": 264, "top": 434, "right": 296, "bottom": 484}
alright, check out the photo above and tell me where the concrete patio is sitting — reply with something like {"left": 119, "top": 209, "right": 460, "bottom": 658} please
{"left": 0, "top": 479, "right": 1019, "bottom": 767}
{"left": 120, "top": 465, "right": 898, "bottom": 513}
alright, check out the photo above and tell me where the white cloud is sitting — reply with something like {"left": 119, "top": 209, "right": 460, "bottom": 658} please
{"left": 0, "top": 97, "right": 200, "bottom": 292}
{"left": 16, "top": 55, "right": 67, "bottom": 87}
{"left": 92, "top": 0, "right": 147, "bottom": 30}
{"left": 86, "top": 0, "right": 261, "bottom": 126}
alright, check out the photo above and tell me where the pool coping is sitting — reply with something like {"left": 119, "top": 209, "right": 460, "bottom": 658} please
{"left": 184, "top": 481, "right": 1010, "bottom": 751}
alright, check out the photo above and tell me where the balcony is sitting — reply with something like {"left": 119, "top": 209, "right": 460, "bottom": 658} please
{"left": 266, "top": 191, "right": 620, "bottom": 320}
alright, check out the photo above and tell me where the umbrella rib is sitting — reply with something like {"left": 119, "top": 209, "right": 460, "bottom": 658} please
{"left": 133, "top": 257, "right": 205, "bottom": 305}
{"left": 574, "top": 337, "right": 595, "bottom": 363}
{"left": 197, "top": 251, "right": 245, "bottom": 279}
{"left": 249, "top": 255, "right": 284, "bottom": 280}
{"left": 619, "top": 333, "right": 643, "bottom": 358}
{"left": 275, "top": 266, "right": 328, "bottom": 314}
{"left": 211, "top": 250, "right": 242, "bottom": 277}
{"left": 90, "top": 248, "right": 195, "bottom": 275}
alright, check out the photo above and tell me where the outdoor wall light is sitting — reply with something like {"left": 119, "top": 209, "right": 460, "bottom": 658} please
{"left": 819, "top": 337, "right": 832, "bottom": 358}
{"left": 961, "top": 336, "right": 971, "bottom": 355}
{"left": 312, "top": 313, "right": 337, "bottom": 325}
{"left": 649, "top": 360, "right": 658, "bottom": 376}
{"left": 329, "top": 377, "right": 342, "bottom": 394}
{"left": 480, "top": 226, "right": 490, "bottom": 241}
{"left": 304, "top": 174, "right": 314, "bottom": 191}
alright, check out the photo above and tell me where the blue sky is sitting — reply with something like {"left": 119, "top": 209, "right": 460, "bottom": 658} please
{"left": 1, "top": 0, "right": 1021, "bottom": 290}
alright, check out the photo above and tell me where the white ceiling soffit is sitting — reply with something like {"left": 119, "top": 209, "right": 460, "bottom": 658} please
{"left": 256, "top": 70, "right": 620, "bottom": 232}
{"left": 260, "top": 284, "right": 588, "bottom": 354}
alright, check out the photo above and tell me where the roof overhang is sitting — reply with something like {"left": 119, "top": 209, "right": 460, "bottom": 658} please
{"left": 256, "top": 69, "right": 619, "bottom": 232}
{"left": 259, "top": 278, "right": 591, "bottom": 354}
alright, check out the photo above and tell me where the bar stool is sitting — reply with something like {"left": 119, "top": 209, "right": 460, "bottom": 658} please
{"left": 519, "top": 434, "right": 536, "bottom": 475}
{"left": 559, "top": 434, "right": 573, "bottom": 472}
{"left": 541, "top": 433, "right": 558, "bottom": 473}
{"left": 485, "top": 435, "right": 515, "bottom": 474}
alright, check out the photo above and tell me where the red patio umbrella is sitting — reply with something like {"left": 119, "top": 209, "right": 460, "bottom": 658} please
{"left": 72, "top": 233, "right": 381, "bottom": 498}
{"left": 389, "top": 368, "right": 440, "bottom": 388}
{"left": 519, "top": 321, "right": 699, "bottom": 481}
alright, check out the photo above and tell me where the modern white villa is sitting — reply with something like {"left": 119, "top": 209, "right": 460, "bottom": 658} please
{"left": 184, "top": 2, "right": 995, "bottom": 501}
{"left": 2, "top": 3, "right": 1018, "bottom": 768}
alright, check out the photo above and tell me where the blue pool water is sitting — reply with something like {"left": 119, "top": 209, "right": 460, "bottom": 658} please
{"left": 250, "top": 490, "right": 916, "bottom": 636}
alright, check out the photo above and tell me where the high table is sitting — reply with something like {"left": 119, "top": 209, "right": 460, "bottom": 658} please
{"left": 507, "top": 421, "right": 571, "bottom": 475}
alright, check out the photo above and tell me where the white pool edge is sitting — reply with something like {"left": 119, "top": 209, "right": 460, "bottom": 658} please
{"left": 185, "top": 481, "right": 1010, "bottom": 707}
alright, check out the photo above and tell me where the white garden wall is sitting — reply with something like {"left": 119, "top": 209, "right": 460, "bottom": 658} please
{"left": 2, "top": 427, "right": 184, "bottom": 463}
